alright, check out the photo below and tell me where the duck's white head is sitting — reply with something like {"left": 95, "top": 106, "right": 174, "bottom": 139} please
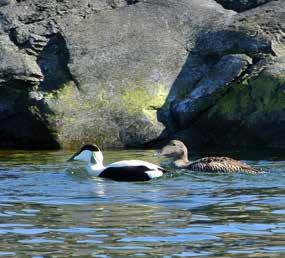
{"left": 68, "top": 144, "right": 103, "bottom": 165}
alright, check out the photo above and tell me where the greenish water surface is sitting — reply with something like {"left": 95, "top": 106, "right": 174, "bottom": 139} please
{"left": 0, "top": 149, "right": 284, "bottom": 257}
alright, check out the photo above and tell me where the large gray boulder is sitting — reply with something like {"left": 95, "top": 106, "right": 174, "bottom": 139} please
{"left": 0, "top": 0, "right": 235, "bottom": 149}
{"left": 53, "top": 0, "right": 233, "bottom": 148}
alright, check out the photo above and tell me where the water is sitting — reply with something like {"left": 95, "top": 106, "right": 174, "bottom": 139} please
{"left": 0, "top": 149, "right": 284, "bottom": 257}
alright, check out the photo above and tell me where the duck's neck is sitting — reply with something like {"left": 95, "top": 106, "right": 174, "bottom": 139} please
{"left": 87, "top": 163, "right": 105, "bottom": 176}
{"left": 87, "top": 153, "right": 105, "bottom": 176}
{"left": 174, "top": 149, "right": 190, "bottom": 168}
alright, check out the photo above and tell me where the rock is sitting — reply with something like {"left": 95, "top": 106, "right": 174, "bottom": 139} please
{"left": 0, "top": 0, "right": 12, "bottom": 7}
{"left": 0, "top": 34, "right": 43, "bottom": 85}
{"left": 160, "top": 0, "right": 285, "bottom": 149}
{"left": 0, "top": 0, "right": 236, "bottom": 149}
{"left": 195, "top": 56, "right": 285, "bottom": 148}
{"left": 47, "top": 0, "right": 234, "bottom": 148}
{"left": 172, "top": 54, "right": 252, "bottom": 128}
{"left": 12, "top": 27, "right": 30, "bottom": 45}
{"left": 28, "top": 91, "right": 44, "bottom": 102}
{"left": 0, "top": 0, "right": 283, "bottom": 149}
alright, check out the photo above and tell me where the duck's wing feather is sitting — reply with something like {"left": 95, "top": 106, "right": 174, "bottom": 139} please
{"left": 188, "top": 157, "right": 260, "bottom": 173}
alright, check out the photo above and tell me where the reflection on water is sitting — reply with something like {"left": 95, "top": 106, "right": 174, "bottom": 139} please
{"left": 0, "top": 149, "right": 284, "bottom": 257}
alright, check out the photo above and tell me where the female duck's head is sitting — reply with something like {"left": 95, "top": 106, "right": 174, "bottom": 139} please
{"left": 68, "top": 144, "right": 103, "bottom": 165}
{"left": 158, "top": 140, "right": 188, "bottom": 161}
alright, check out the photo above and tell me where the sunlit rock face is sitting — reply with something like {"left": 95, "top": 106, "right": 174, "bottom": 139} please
{"left": 0, "top": 0, "right": 283, "bottom": 149}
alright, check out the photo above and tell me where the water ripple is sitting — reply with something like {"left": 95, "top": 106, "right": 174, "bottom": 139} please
{"left": 0, "top": 149, "right": 284, "bottom": 256}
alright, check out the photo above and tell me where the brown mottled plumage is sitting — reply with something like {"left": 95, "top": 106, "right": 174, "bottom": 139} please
{"left": 158, "top": 140, "right": 260, "bottom": 173}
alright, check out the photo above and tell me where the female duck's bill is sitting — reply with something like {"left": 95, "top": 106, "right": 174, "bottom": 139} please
{"left": 68, "top": 144, "right": 167, "bottom": 182}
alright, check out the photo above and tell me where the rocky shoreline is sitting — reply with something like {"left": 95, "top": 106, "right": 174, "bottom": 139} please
{"left": 0, "top": 0, "right": 284, "bottom": 149}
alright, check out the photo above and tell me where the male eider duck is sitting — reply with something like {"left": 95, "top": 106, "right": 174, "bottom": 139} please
{"left": 68, "top": 144, "right": 167, "bottom": 181}
{"left": 158, "top": 140, "right": 260, "bottom": 173}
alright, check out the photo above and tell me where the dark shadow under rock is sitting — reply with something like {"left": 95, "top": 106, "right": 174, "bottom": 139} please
{"left": 0, "top": 85, "right": 59, "bottom": 149}
{"left": 215, "top": 0, "right": 275, "bottom": 12}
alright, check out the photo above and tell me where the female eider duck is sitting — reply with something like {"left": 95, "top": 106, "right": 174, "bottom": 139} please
{"left": 158, "top": 140, "right": 260, "bottom": 173}
{"left": 68, "top": 144, "right": 167, "bottom": 181}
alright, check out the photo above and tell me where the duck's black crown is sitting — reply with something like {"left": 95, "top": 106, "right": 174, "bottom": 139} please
{"left": 80, "top": 144, "right": 100, "bottom": 152}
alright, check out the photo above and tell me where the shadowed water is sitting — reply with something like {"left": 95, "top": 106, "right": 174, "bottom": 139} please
{"left": 0, "top": 149, "right": 284, "bottom": 257}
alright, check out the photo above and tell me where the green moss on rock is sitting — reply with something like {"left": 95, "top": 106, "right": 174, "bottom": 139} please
{"left": 208, "top": 60, "right": 285, "bottom": 126}
{"left": 122, "top": 84, "right": 168, "bottom": 122}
